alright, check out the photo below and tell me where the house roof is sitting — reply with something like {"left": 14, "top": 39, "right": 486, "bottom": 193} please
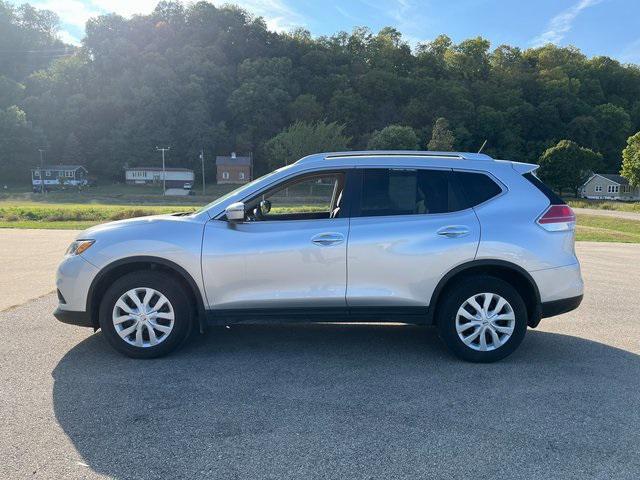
{"left": 597, "top": 174, "right": 629, "bottom": 185}
{"left": 125, "top": 167, "right": 193, "bottom": 172}
{"left": 216, "top": 155, "right": 251, "bottom": 166}
{"left": 582, "top": 173, "right": 631, "bottom": 187}
{"left": 31, "top": 165, "right": 86, "bottom": 171}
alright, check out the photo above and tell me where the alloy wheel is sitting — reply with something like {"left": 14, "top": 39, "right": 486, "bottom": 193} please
{"left": 112, "top": 287, "right": 175, "bottom": 348}
{"left": 455, "top": 292, "right": 515, "bottom": 351}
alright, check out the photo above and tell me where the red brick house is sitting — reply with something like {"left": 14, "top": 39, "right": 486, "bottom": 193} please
{"left": 216, "top": 152, "right": 252, "bottom": 184}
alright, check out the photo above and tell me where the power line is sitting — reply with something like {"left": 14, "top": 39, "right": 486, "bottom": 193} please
{"left": 0, "top": 48, "right": 76, "bottom": 53}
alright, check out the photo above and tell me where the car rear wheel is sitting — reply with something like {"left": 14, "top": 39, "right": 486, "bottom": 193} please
{"left": 437, "top": 275, "right": 527, "bottom": 362}
{"left": 99, "top": 271, "right": 192, "bottom": 358}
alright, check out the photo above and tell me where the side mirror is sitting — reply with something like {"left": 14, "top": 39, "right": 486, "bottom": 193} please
{"left": 225, "top": 202, "right": 245, "bottom": 222}
{"left": 259, "top": 199, "right": 271, "bottom": 215}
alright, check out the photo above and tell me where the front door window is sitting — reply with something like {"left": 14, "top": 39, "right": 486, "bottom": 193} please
{"left": 245, "top": 172, "right": 345, "bottom": 221}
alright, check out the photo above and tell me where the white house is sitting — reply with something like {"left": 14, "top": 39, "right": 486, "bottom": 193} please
{"left": 31, "top": 165, "right": 88, "bottom": 190}
{"left": 580, "top": 174, "right": 640, "bottom": 201}
{"left": 125, "top": 167, "right": 194, "bottom": 189}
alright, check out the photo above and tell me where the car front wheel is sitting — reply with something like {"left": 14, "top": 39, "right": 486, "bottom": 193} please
{"left": 437, "top": 275, "right": 528, "bottom": 362}
{"left": 99, "top": 271, "right": 192, "bottom": 358}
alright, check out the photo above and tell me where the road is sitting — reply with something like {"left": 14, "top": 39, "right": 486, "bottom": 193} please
{"left": 1, "top": 232, "right": 639, "bottom": 479}
{"left": 0, "top": 229, "right": 77, "bottom": 310}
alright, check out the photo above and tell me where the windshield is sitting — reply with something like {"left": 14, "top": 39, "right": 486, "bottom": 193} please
{"left": 196, "top": 166, "right": 291, "bottom": 214}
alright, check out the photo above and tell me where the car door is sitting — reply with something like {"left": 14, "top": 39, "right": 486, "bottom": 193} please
{"left": 202, "top": 170, "right": 352, "bottom": 310}
{"left": 346, "top": 167, "right": 481, "bottom": 308}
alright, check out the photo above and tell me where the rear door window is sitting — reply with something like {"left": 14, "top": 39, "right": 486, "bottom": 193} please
{"left": 357, "top": 168, "right": 458, "bottom": 217}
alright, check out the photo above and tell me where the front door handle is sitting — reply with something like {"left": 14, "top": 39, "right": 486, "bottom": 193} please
{"left": 437, "top": 226, "right": 470, "bottom": 238}
{"left": 312, "top": 232, "right": 345, "bottom": 246}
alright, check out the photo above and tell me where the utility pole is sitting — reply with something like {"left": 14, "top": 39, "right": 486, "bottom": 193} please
{"left": 38, "top": 148, "right": 46, "bottom": 194}
{"left": 155, "top": 146, "right": 170, "bottom": 195}
{"left": 200, "top": 148, "right": 205, "bottom": 196}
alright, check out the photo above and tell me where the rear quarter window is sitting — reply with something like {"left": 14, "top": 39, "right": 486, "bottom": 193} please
{"left": 452, "top": 171, "right": 503, "bottom": 209}
{"left": 522, "top": 172, "right": 565, "bottom": 205}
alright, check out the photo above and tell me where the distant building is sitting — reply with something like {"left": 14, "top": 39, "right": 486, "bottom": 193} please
{"left": 31, "top": 165, "right": 88, "bottom": 190}
{"left": 580, "top": 174, "right": 640, "bottom": 201}
{"left": 125, "top": 167, "right": 194, "bottom": 189}
{"left": 216, "top": 152, "right": 252, "bottom": 184}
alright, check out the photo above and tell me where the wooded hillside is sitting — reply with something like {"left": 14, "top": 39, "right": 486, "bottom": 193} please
{"left": 2, "top": 0, "right": 640, "bottom": 182}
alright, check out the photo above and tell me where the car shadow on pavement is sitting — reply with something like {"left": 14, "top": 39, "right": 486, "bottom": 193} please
{"left": 52, "top": 324, "right": 640, "bottom": 479}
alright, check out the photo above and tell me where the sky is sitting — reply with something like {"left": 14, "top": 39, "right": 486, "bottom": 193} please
{"left": 13, "top": 0, "right": 640, "bottom": 64}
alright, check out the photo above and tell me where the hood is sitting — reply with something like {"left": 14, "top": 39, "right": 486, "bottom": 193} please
{"left": 76, "top": 212, "right": 198, "bottom": 239}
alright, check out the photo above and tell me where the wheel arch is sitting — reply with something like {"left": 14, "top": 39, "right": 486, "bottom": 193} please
{"left": 87, "top": 256, "right": 207, "bottom": 332}
{"left": 427, "top": 259, "right": 542, "bottom": 328}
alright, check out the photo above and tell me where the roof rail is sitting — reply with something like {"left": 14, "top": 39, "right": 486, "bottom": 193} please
{"left": 299, "top": 150, "right": 493, "bottom": 163}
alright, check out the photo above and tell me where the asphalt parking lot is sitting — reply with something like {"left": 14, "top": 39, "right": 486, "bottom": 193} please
{"left": 1, "top": 237, "right": 639, "bottom": 479}
{"left": 0, "top": 229, "right": 77, "bottom": 310}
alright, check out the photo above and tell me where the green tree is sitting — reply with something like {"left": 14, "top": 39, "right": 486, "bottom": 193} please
{"left": 427, "top": 117, "right": 455, "bottom": 150}
{"left": 538, "top": 140, "right": 603, "bottom": 196}
{"left": 593, "top": 103, "right": 632, "bottom": 171}
{"left": 4, "top": 0, "right": 640, "bottom": 184}
{"left": 0, "top": 105, "right": 38, "bottom": 182}
{"left": 288, "top": 94, "right": 323, "bottom": 123}
{"left": 621, "top": 131, "right": 640, "bottom": 187}
{"left": 62, "top": 132, "right": 83, "bottom": 164}
{"left": 368, "top": 125, "right": 418, "bottom": 150}
{"left": 265, "top": 121, "right": 350, "bottom": 170}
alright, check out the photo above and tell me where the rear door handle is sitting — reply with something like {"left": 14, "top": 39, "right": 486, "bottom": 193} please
{"left": 312, "top": 232, "right": 345, "bottom": 246}
{"left": 437, "top": 226, "right": 470, "bottom": 238}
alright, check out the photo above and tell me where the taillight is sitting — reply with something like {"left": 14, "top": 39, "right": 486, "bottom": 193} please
{"left": 537, "top": 204, "right": 576, "bottom": 231}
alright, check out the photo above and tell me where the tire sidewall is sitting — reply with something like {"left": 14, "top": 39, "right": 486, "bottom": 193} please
{"left": 99, "top": 271, "right": 192, "bottom": 358}
{"left": 437, "top": 276, "right": 528, "bottom": 363}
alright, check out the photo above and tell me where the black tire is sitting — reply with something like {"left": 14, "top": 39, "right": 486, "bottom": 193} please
{"left": 99, "top": 271, "right": 193, "bottom": 358}
{"left": 436, "top": 275, "right": 528, "bottom": 363}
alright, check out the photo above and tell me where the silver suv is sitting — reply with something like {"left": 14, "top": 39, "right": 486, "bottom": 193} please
{"left": 54, "top": 151, "right": 583, "bottom": 362}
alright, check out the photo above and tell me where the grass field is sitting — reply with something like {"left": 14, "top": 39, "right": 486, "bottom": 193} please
{"left": 0, "top": 183, "right": 236, "bottom": 205}
{"left": 0, "top": 202, "right": 196, "bottom": 229}
{"left": 575, "top": 214, "right": 640, "bottom": 243}
{"left": 2, "top": 200, "right": 640, "bottom": 243}
{"left": 567, "top": 198, "right": 640, "bottom": 212}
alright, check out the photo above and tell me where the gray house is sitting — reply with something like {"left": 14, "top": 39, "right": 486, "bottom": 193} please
{"left": 125, "top": 167, "right": 194, "bottom": 188}
{"left": 31, "top": 165, "right": 88, "bottom": 190}
{"left": 580, "top": 174, "right": 640, "bottom": 201}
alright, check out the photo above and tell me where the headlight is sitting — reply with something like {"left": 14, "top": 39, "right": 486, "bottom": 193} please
{"left": 66, "top": 239, "right": 95, "bottom": 256}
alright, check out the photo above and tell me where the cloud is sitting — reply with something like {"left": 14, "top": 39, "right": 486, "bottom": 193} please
{"left": 385, "top": 0, "right": 430, "bottom": 47}
{"left": 31, "top": 0, "right": 307, "bottom": 36}
{"left": 531, "top": 0, "right": 603, "bottom": 47}
{"left": 335, "top": 5, "right": 361, "bottom": 23}
{"left": 58, "top": 29, "right": 81, "bottom": 45}
{"left": 619, "top": 38, "right": 640, "bottom": 65}
{"left": 31, "top": 0, "right": 101, "bottom": 29}
{"left": 88, "top": 0, "right": 158, "bottom": 18}
{"left": 210, "top": 0, "right": 306, "bottom": 32}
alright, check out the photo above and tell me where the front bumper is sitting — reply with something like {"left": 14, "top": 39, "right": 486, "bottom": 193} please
{"left": 54, "top": 253, "right": 99, "bottom": 328}
{"left": 55, "top": 254, "right": 98, "bottom": 310}
{"left": 53, "top": 307, "right": 93, "bottom": 327}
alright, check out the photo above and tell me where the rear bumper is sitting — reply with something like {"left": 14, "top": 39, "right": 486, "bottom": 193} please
{"left": 530, "top": 262, "right": 584, "bottom": 304}
{"left": 53, "top": 307, "right": 94, "bottom": 328}
{"left": 540, "top": 294, "right": 583, "bottom": 319}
